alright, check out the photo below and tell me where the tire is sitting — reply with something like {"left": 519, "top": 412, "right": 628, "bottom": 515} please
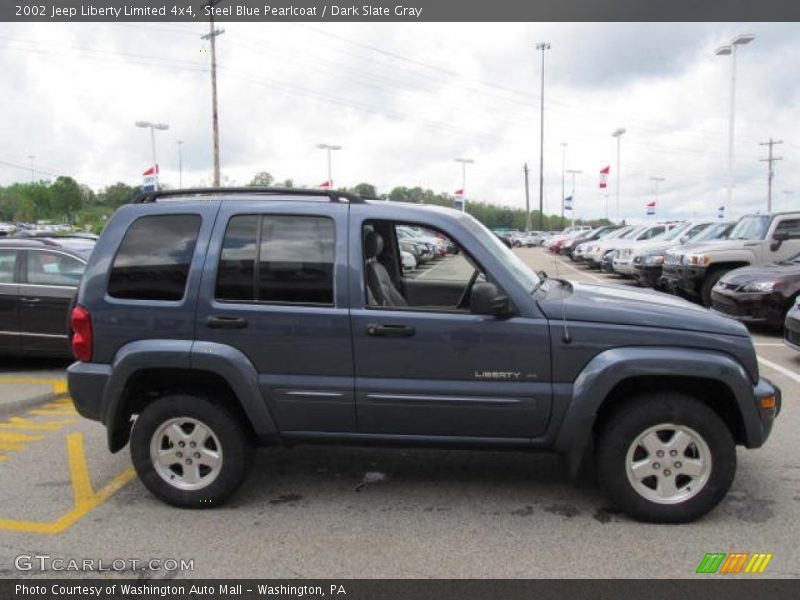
{"left": 700, "top": 269, "right": 728, "bottom": 307}
{"left": 130, "top": 394, "right": 254, "bottom": 508}
{"left": 596, "top": 392, "right": 736, "bottom": 523}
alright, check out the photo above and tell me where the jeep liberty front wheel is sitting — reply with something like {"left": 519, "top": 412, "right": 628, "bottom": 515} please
{"left": 596, "top": 392, "right": 736, "bottom": 523}
{"left": 130, "top": 395, "right": 254, "bottom": 508}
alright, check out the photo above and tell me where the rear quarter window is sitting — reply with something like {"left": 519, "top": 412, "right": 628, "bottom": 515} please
{"left": 108, "top": 214, "right": 201, "bottom": 301}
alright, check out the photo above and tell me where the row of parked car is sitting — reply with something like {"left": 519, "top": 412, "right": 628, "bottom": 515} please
{"left": 541, "top": 212, "right": 800, "bottom": 340}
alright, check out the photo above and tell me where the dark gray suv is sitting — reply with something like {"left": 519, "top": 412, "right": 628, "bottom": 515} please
{"left": 68, "top": 188, "right": 780, "bottom": 522}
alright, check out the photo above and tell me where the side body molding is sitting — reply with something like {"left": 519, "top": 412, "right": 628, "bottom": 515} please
{"left": 553, "top": 346, "right": 760, "bottom": 475}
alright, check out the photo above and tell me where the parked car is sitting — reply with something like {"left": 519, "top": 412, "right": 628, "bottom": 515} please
{"left": 709, "top": 252, "right": 800, "bottom": 329}
{"left": 401, "top": 250, "right": 417, "bottom": 272}
{"left": 573, "top": 226, "right": 633, "bottom": 262}
{"left": 784, "top": 298, "right": 800, "bottom": 350}
{"left": 662, "top": 212, "right": 800, "bottom": 306}
{"left": 660, "top": 222, "right": 735, "bottom": 292}
{"left": 67, "top": 187, "right": 780, "bottom": 523}
{"left": 611, "top": 223, "right": 684, "bottom": 277}
{"left": 0, "top": 236, "right": 95, "bottom": 357}
{"left": 628, "top": 222, "right": 714, "bottom": 287}
{"left": 561, "top": 226, "right": 620, "bottom": 259}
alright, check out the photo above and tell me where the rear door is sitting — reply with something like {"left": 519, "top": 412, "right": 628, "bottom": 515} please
{"left": 195, "top": 202, "right": 355, "bottom": 433}
{"left": 19, "top": 248, "right": 84, "bottom": 356}
{"left": 0, "top": 249, "right": 20, "bottom": 355}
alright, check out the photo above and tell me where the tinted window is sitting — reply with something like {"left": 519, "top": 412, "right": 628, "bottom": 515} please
{"left": 0, "top": 250, "right": 16, "bottom": 283}
{"left": 259, "top": 216, "right": 334, "bottom": 304}
{"left": 216, "top": 215, "right": 258, "bottom": 301}
{"left": 108, "top": 215, "right": 201, "bottom": 301}
{"left": 215, "top": 215, "right": 335, "bottom": 305}
{"left": 775, "top": 219, "right": 800, "bottom": 238}
{"left": 26, "top": 251, "right": 84, "bottom": 286}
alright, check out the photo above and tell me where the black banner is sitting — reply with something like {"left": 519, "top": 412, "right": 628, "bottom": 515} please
{"left": 3, "top": 580, "right": 800, "bottom": 600}
{"left": 3, "top": 0, "right": 800, "bottom": 23}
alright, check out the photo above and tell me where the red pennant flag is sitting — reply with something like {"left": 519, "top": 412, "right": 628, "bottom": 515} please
{"left": 142, "top": 164, "right": 159, "bottom": 176}
{"left": 599, "top": 166, "right": 610, "bottom": 189}
{"left": 319, "top": 180, "right": 332, "bottom": 189}
{"left": 454, "top": 188, "right": 464, "bottom": 196}
{"left": 646, "top": 201, "right": 656, "bottom": 207}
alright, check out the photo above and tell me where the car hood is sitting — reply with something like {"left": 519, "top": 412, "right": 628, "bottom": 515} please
{"left": 538, "top": 281, "right": 748, "bottom": 337}
{"left": 721, "top": 261, "right": 800, "bottom": 284}
{"left": 677, "top": 239, "right": 748, "bottom": 254}
{"left": 630, "top": 239, "right": 680, "bottom": 256}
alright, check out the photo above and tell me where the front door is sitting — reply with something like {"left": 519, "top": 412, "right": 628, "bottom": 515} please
{"left": 351, "top": 217, "right": 552, "bottom": 440}
{"left": 19, "top": 249, "right": 83, "bottom": 356}
{"left": 0, "top": 249, "right": 20, "bottom": 355}
{"left": 195, "top": 203, "right": 355, "bottom": 433}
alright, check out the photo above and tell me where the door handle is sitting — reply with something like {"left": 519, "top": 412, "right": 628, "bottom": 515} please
{"left": 20, "top": 297, "right": 41, "bottom": 304}
{"left": 366, "top": 323, "right": 415, "bottom": 337}
{"left": 206, "top": 315, "right": 248, "bottom": 329}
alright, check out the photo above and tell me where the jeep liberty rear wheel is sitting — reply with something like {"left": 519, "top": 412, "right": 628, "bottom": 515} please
{"left": 130, "top": 395, "right": 254, "bottom": 508}
{"left": 596, "top": 392, "right": 736, "bottom": 523}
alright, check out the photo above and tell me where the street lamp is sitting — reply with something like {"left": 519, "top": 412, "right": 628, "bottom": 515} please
{"left": 317, "top": 143, "right": 342, "bottom": 187}
{"left": 536, "top": 42, "right": 551, "bottom": 230}
{"left": 650, "top": 176, "right": 665, "bottom": 204}
{"left": 612, "top": 128, "right": 626, "bottom": 222}
{"left": 454, "top": 158, "right": 474, "bottom": 213}
{"left": 177, "top": 140, "right": 184, "bottom": 189}
{"left": 560, "top": 142, "right": 568, "bottom": 221}
{"left": 566, "top": 169, "right": 582, "bottom": 226}
{"left": 715, "top": 33, "right": 755, "bottom": 216}
{"left": 135, "top": 121, "right": 169, "bottom": 189}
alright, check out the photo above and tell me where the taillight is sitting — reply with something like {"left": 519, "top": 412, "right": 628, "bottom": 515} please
{"left": 70, "top": 305, "right": 93, "bottom": 362}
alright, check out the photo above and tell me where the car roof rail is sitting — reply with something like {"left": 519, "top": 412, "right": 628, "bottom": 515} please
{"left": 131, "top": 187, "right": 366, "bottom": 204}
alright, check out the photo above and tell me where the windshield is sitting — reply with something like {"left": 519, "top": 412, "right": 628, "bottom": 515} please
{"left": 462, "top": 214, "right": 540, "bottom": 292}
{"left": 690, "top": 222, "right": 732, "bottom": 243}
{"left": 604, "top": 227, "right": 631, "bottom": 239}
{"left": 728, "top": 215, "right": 771, "bottom": 241}
{"left": 651, "top": 223, "right": 689, "bottom": 242}
{"left": 622, "top": 226, "right": 647, "bottom": 239}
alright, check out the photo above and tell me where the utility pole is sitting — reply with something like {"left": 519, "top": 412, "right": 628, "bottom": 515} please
{"left": 524, "top": 163, "right": 531, "bottom": 231}
{"left": 560, "top": 142, "right": 567, "bottom": 222}
{"left": 202, "top": 1, "right": 226, "bottom": 187}
{"left": 759, "top": 138, "right": 783, "bottom": 212}
{"left": 536, "top": 42, "right": 550, "bottom": 231}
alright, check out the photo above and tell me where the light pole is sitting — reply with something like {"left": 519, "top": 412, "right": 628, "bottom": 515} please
{"left": 612, "top": 128, "right": 626, "bottom": 222}
{"left": 177, "top": 140, "right": 184, "bottom": 189}
{"left": 27, "top": 155, "right": 35, "bottom": 183}
{"left": 536, "top": 42, "right": 550, "bottom": 231}
{"left": 317, "top": 143, "right": 342, "bottom": 187}
{"left": 650, "top": 176, "right": 665, "bottom": 204}
{"left": 135, "top": 121, "right": 169, "bottom": 189}
{"left": 715, "top": 33, "right": 755, "bottom": 216}
{"left": 454, "top": 158, "right": 474, "bottom": 213}
{"left": 566, "top": 169, "right": 582, "bottom": 227}
{"left": 560, "top": 142, "right": 567, "bottom": 221}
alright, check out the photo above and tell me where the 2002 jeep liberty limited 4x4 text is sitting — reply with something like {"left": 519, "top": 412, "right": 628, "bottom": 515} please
{"left": 67, "top": 188, "right": 780, "bottom": 523}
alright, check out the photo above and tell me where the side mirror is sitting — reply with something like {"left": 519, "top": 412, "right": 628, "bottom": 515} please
{"left": 471, "top": 282, "right": 513, "bottom": 316}
{"left": 771, "top": 231, "right": 789, "bottom": 251}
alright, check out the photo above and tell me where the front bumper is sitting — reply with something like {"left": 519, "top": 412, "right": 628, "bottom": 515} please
{"left": 784, "top": 311, "right": 800, "bottom": 350}
{"left": 753, "top": 377, "right": 781, "bottom": 446}
{"left": 676, "top": 265, "right": 708, "bottom": 296}
{"left": 710, "top": 288, "right": 790, "bottom": 328}
{"left": 634, "top": 263, "right": 663, "bottom": 287}
{"left": 612, "top": 256, "right": 635, "bottom": 275}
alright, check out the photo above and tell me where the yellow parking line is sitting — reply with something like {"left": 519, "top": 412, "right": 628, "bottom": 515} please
{"left": 0, "top": 433, "right": 135, "bottom": 535}
{"left": 0, "top": 377, "right": 65, "bottom": 387}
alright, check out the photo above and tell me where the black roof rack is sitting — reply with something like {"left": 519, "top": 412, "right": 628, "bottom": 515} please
{"left": 131, "top": 187, "right": 366, "bottom": 204}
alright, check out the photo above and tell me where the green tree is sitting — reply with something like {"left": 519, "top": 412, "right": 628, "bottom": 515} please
{"left": 353, "top": 183, "right": 377, "bottom": 198}
{"left": 100, "top": 182, "right": 138, "bottom": 208}
{"left": 50, "top": 176, "right": 83, "bottom": 223}
{"left": 249, "top": 171, "right": 274, "bottom": 186}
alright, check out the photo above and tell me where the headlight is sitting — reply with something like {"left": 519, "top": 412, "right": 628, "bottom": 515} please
{"left": 645, "top": 254, "right": 665, "bottom": 265}
{"left": 741, "top": 281, "right": 777, "bottom": 293}
{"left": 687, "top": 254, "right": 711, "bottom": 266}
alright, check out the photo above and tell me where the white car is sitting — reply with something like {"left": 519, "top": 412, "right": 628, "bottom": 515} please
{"left": 611, "top": 223, "right": 683, "bottom": 276}
{"left": 401, "top": 250, "right": 417, "bottom": 272}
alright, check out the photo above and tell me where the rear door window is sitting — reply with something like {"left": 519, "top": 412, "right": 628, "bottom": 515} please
{"left": 0, "top": 250, "right": 17, "bottom": 283}
{"left": 108, "top": 214, "right": 201, "bottom": 301}
{"left": 26, "top": 251, "right": 84, "bottom": 286}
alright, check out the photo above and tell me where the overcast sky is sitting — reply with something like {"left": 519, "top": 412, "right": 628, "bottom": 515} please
{"left": 1, "top": 21, "right": 798, "bottom": 223}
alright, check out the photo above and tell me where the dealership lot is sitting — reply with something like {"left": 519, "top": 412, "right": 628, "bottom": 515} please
{"left": 0, "top": 247, "right": 798, "bottom": 579}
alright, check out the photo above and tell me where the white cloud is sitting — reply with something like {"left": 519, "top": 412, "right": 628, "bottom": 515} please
{"left": 0, "top": 21, "right": 798, "bottom": 223}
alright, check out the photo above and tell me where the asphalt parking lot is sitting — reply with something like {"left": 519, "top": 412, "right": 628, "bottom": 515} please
{"left": 0, "top": 248, "right": 797, "bottom": 579}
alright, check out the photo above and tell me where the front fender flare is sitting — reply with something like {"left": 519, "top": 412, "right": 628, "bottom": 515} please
{"left": 553, "top": 346, "right": 758, "bottom": 476}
